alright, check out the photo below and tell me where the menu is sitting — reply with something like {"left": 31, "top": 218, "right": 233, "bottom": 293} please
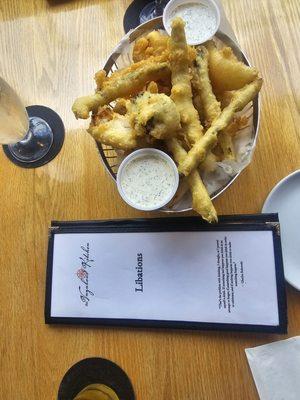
{"left": 45, "top": 215, "right": 287, "bottom": 333}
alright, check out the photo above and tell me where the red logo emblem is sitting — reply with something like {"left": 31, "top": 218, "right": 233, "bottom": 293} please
{"left": 77, "top": 268, "right": 87, "bottom": 279}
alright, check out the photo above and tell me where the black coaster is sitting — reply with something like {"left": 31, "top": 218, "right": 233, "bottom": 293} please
{"left": 3, "top": 105, "right": 65, "bottom": 169}
{"left": 123, "top": 0, "right": 154, "bottom": 33}
{"left": 57, "top": 358, "right": 135, "bottom": 400}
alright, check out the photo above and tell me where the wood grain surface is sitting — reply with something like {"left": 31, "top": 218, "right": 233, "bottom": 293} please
{"left": 0, "top": 0, "right": 299, "bottom": 399}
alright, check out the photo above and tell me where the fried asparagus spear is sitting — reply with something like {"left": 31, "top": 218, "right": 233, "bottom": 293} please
{"left": 178, "top": 78, "right": 263, "bottom": 176}
{"left": 72, "top": 58, "right": 170, "bottom": 119}
{"left": 169, "top": 17, "right": 204, "bottom": 146}
{"left": 192, "top": 46, "right": 235, "bottom": 160}
{"left": 168, "top": 18, "right": 217, "bottom": 222}
{"left": 192, "top": 46, "right": 221, "bottom": 127}
{"left": 167, "top": 138, "right": 217, "bottom": 223}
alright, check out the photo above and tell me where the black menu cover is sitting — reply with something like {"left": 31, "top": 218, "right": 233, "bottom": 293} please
{"left": 45, "top": 214, "right": 287, "bottom": 333}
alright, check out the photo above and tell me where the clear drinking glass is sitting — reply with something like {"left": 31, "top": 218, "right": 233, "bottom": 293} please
{"left": 139, "top": 0, "right": 170, "bottom": 24}
{"left": 0, "top": 77, "right": 61, "bottom": 166}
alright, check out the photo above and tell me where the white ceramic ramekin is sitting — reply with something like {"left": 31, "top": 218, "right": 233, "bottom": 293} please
{"left": 117, "top": 148, "right": 179, "bottom": 211}
{"left": 163, "top": 0, "right": 221, "bottom": 45}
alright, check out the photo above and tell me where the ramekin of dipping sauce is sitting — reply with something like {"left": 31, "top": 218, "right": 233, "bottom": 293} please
{"left": 163, "top": 0, "right": 220, "bottom": 45}
{"left": 117, "top": 148, "right": 179, "bottom": 211}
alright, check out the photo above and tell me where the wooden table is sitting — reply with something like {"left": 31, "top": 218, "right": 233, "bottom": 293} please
{"left": 0, "top": 0, "right": 299, "bottom": 398}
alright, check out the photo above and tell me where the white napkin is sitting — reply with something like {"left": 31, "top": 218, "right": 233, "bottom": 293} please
{"left": 245, "top": 337, "right": 300, "bottom": 400}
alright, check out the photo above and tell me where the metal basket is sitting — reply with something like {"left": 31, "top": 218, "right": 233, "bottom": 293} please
{"left": 97, "top": 17, "right": 260, "bottom": 213}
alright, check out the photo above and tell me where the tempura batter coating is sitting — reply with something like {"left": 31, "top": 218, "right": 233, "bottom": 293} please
{"left": 178, "top": 78, "right": 263, "bottom": 176}
{"left": 146, "top": 81, "right": 159, "bottom": 94}
{"left": 130, "top": 92, "right": 181, "bottom": 140}
{"left": 192, "top": 46, "right": 221, "bottom": 127}
{"left": 90, "top": 91, "right": 181, "bottom": 147}
{"left": 169, "top": 18, "right": 204, "bottom": 146}
{"left": 133, "top": 31, "right": 170, "bottom": 62}
{"left": 89, "top": 107, "right": 138, "bottom": 150}
{"left": 94, "top": 70, "right": 106, "bottom": 90}
{"left": 206, "top": 41, "right": 258, "bottom": 93}
{"left": 113, "top": 98, "right": 129, "bottom": 115}
{"left": 191, "top": 46, "right": 235, "bottom": 160}
{"left": 72, "top": 57, "right": 170, "bottom": 119}
{"left": 219, "top": 111, "right": 253, "bottom": 159}
{"left": 132, "top": 30, "right": 197, "bottom": 64}
{"left": 166, "top": 138, "right": 217, "bottom": 223}
{"left": 168, "top": 18, "right": 217, "bottom": 222}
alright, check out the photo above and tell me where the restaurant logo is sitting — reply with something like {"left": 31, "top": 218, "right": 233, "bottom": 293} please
{"left": 77, "top": 268, "right": 87, "bottom": 280}
{"left": 76, "top": 243, "right": 94, "bottom": 307}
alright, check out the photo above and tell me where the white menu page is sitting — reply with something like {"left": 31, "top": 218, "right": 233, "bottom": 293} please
{"left": 49, "top": 230, "right": 280, "bottom": 326}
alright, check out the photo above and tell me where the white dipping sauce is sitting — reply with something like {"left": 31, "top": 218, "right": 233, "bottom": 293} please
{"left": 168, "top": 2, "right": 217, "bottom": 44}
{"left": 120, "top": 155, "right": 176, "bottom": 209}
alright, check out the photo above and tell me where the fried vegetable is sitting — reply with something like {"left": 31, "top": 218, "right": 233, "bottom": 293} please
{"left": 192, "top": 92, "right": 205, "bottom": 125}
{"left": 72, "top": 57, "right": 170, "bottom": 119}
{"left": 89, "top": 107, "right": 138, "bottom": 150}
{"left": 217, "top": 90, "right": 235, "bottom": 108}
{"left": 146, "top": 81, "right": 159, "bottom": 94}
{"left": 178, "top": 78, "right": 263, "bottom": 176}
{"left": 129, "top": 91, "right": 181, "bottom": 140}
{"left": 72, "top": 19, "right": 262, "bottom": 223}
{"left": 113, "top": 98, "right": 129, "bottom": 115}
{"left": 91, "top": 91, "right": 181, "bottom": 147}
{"left": 167, "top": 18, "right": 218, "bottom": 221}
{"left": 169, "top": 17, "right": 204, "bottom": 146}
{"left": 206, "top": 41, "right": 259, "bottom": 93}
{"left": 166, "top": 137, "right": 217, "bottom": 222}
{"left": 192, "top": 46, "right": 221, "bottom": 127}
{"left": 217, "top": 133, "right": 235, "bottom": 160}
{"left": 133, "top": 31, "right": 170, "bottom": 62}
{"left": 132, "top": 30, "right": 197, "bottom": 64}
{"left": 94, "top": 70, "right": 107, "bottom": 90}
{"left": 192, "top": 46, "right": 234, "bottom": 160}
